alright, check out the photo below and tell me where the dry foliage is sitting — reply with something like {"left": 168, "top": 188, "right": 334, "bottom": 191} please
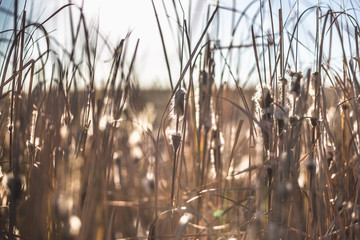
{"left": 0, "top": 0, "right": 359, "bottom": 240}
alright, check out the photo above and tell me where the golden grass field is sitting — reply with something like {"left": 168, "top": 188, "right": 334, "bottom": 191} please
{"left": 0, "top": 0, "right": 360, "bottom": 239}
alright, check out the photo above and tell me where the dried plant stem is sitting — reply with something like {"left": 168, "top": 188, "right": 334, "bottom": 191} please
{"left": 170, "top": 149, "right": 178, "bottom": 208}
{"left": 150, "top": 0, "right": 174, "bottom": 91}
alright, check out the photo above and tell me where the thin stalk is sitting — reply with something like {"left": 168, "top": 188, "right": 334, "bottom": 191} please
{"left": 251, "top": 25, "right": 263, "bottom": 91}
{"left": 259, "top": 0, "right": 266, "bottom": 84}
{"left": 151, "top": 0, "right": 174, "bottom": 91}
{"left": 170, "top": 147, "right": 178, "bottom": 208}
{"left": 9, "top": 2, "right": 19, "bottom": 238}
{"left": 295, "top": 0, "right": 299, "bottom": 72}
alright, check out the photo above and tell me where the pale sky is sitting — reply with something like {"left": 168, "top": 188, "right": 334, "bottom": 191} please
{"left": 0, "top": 0, "right": 359, "bottom": 89}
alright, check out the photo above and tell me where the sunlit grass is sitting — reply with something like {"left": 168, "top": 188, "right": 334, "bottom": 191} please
{"left": 0, "top": 0, "right": 359, "bottom": 239}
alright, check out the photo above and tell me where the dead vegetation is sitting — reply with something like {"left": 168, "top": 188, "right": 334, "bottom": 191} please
{"left": 0, "top": 0, "right": 359, "bottom": 239}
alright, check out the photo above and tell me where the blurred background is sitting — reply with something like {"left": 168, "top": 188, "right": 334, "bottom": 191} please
{"left": 1, "top": 0, "right": 358, "bottom": 89}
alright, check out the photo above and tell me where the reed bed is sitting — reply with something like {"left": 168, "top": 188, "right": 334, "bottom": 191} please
{"left": 0, "top": 0, "right": 359, "bottom": 239}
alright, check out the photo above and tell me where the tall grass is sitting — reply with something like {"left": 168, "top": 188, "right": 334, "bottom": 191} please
{"left": 0, "top": 0, "right": 359, "bottom": 239}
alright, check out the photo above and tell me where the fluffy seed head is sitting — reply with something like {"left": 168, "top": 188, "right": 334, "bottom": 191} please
{"left": 253, "top": 84, "right": 273, "bottom": 111}
{"left": 170, "top": 131, "right": 182, "bottom": 152}
{"left": 279, "top": 76, "right": 287, "bottom": 84}
{"left": 290, "top": 71, "right": 303, "bottom": 97}
{"left": 306, "top": 157, "right": 316, "bottom": 173}
{"left": 310, "top": 117, "right": 317, "bottom": 127}
{"left": 174, "top": 88, "right": 186, "bottom": 116}
{"left": 260, "top": 87, "right": 273, "bottom": 109}
{"left": 309, "top": 72, "right": 320, "bottom": 97}
{"left": 252, "top": 84, "right": 274, "bottom": 151}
